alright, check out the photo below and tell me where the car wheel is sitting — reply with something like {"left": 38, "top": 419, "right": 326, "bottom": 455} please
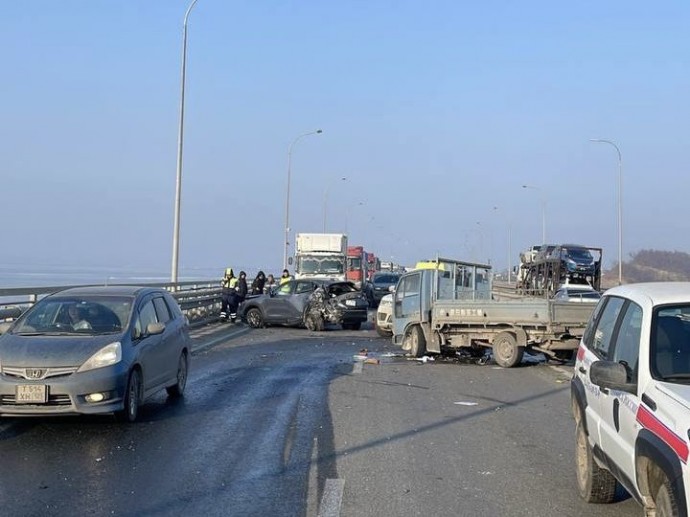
{"left": 246, "top": 308, "right": 264, "bottom": 328}
{"left": 166, "top": 352, "right": 188, "bottom": 398}
{"left": 116, "top": 370, "right": 141, "bottom": 423}
{"left": 575, "top": 420, "right": 617, "bottom": 503}
{"left": 492, "top": 332, "right": 524, "bottom": 368}
{"left": 305, "top": 313, "right": 324, "bottom": 332}
{"left": 409, "top": 325, "right": 426, "bottom": 358}
{"left": 655, "top": 474, "right": 679, "bottom": 517}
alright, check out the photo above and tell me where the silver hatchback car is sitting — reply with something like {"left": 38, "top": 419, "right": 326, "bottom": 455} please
{"left": 0, "top": 286, "right": 191, "bottom": 422}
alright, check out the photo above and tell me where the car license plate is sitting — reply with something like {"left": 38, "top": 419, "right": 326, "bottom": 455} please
{"left": 16, "top": 385, "right": 48, "bottom": 404}
{"left": 346, "top": 299, "right": 357, "bottom": 306}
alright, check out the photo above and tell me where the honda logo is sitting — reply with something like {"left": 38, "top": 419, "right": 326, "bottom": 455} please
{"left": 25, "top": 369, "right": 45, "bottom": 380}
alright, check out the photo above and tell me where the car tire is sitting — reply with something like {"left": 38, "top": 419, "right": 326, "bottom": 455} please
{"left": 409, "top": 325, "right": 426, "bottom": 358}
{"left": 655, "top": 474, "right": 679, "bottom": 517}
{"left": 246, "top": 308, "right": 264, "bottom": 329}
{"left": 575, "top": 420, "right": 617, "bottom": 503}
{"left": 166, "top": 352, "right": 188, "bottom": 398}
{"left": 305, "top": 313, "right": 324, "bottom": 332}
{"left": 116, "top": 370, "right": 141, "bottom": 423}
{"left": 492, "top": 331, "right": 524, "bottom": 368}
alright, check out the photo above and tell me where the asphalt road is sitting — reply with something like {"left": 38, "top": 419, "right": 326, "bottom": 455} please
{"left": 0, "top": 322, "right": 639, "bottom": 517}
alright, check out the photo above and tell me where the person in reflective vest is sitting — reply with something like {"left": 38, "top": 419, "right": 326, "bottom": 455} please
{"left": 220, "top": 268, "right": 238, "bottom": 321}
{"left": 229, "top": 271, "right": 248, "bottom": 322}
{"left": 280, "top": 269, "right": 292, "bottom": 285}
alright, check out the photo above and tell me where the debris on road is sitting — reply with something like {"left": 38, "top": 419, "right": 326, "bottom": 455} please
{"left": 454, "top": 401, "right": 478, "bottom": 406}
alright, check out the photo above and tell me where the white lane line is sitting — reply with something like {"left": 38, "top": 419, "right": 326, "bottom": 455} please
{"left": 318, "top": 478, "right": 345, "bottom": 517}
{"left": 191, "top": 327, "right": 250, "bottom": 354}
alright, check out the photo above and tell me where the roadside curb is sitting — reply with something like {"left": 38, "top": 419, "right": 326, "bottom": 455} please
{"left": 191, "top": 325, "right": 251, "bottom": 354}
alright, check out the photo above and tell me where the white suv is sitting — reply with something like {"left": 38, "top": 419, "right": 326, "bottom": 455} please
{"left": 572, "top": 283, "right": 690, "bottom": 516}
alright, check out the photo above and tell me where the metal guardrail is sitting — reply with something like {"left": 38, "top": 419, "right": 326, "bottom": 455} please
{"left": 0, "top": 281, "right": 223, "bottom": 328}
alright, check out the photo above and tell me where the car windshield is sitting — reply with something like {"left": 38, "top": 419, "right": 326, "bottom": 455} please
{"left": 12, "top": 296, "right": 133, "bottom": 335}
{"left": 565, "top": 248, "right": 593, "bottom": 262}
{"left": 374, "top": 274, "right": 399, "bottom": 284}
{"left": 299, "top": 257, "right": 344, "bottom": 274}
{"left": 651, "top": 306, "right": 690, "bottom": 382}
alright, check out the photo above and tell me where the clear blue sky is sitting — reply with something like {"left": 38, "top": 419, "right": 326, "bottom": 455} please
{"left": 2, "top": 1, "right": 688, "bottom": 278}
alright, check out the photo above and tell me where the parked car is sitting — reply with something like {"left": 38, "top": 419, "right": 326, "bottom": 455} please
{"left": 365, "top": 272, "right": 401, "bottom": 307}
{"left": 0, "top": 286, "right": 190, "bottom": 422}
{"left": 553, "top": 286, "right": 601, "bottom": 303}
{"left": 238, "top": 279, "right": 368, "bottom": 330}
{"left": 571, "top": 282, "right": 690, "bottom": 515}
{"left": 375, "top": 294, "right": 394, "bottom": 337}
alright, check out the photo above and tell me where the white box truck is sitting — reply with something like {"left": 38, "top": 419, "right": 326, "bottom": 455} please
{"left": 295, "top": 233, "right": 348, "bottom": 281}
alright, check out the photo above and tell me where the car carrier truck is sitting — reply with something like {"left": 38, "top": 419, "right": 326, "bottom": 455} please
{"left": 391, "top": 257, "right": 597, "bottom": 367}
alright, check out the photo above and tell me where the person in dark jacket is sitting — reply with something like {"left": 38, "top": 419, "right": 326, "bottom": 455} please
{"left": 250, "top": 271, "right": 266, "bottom": 295}
{"left": 230, "top": 271, "right": 248, "bottom": 322}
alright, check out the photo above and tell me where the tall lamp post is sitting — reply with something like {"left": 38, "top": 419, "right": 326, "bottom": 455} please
{"left": 522, "top": 184, "right": 546, "bottom": 244}
{"left": 284, "top": 129, "right": 323, "bottom": 270}
{"left": 493, "top": 206, "right": 513, "bottom": 283}
{"left": 590, "top": 138, "right": 623, "bottom": 285}
{"left": 171, "top": 0, "right": 201, "bottom": 284}
{"left": 322, "top": 176, "right": 347, "bottom": 232}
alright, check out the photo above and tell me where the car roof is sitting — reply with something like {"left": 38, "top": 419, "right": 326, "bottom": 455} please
{"left": 604, "top": 282, "right": 690, "bottom": 306}
{"left": 51, "top": 286, "right": 161, "bottom": 297}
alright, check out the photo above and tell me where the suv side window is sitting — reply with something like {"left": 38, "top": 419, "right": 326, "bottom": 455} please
{"left": 590, "top": 296, "right": 626, "bottom": 359}
{"left": 610, "top": 302, "right": 642, "bottom": 382}
{"left": 583, "top": 298, "right": 608, "bottom": 347}
{"left": 153, "top": 296, "right": 171, "bottom": 323}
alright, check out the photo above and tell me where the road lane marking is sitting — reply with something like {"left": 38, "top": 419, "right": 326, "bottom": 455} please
{"left": 318, "top": 478, "right": 345, "bottom": 517}
{"left": 191, "top": 326, "right": 250, "bottom": 354}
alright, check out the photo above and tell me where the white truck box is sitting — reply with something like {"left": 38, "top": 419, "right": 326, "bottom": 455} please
{"left": 296, "top": 233, "right": 347, "bottom": 254}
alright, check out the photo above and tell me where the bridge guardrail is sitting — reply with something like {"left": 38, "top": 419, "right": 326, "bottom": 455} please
{"left": 0, "top": 281, "right": 223, "bottom": 329}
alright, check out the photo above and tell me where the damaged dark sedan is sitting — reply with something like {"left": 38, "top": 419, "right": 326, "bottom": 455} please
{"left": 238, "top": 279, "right": 368, "bottom": 331}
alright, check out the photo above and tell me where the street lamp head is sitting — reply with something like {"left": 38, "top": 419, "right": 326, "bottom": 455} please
{"left": 316, "top": 129, "right": 323, "bottom": 134}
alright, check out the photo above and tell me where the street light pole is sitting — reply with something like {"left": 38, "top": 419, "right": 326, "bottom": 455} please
{"left": 171, "top": 0, "right": 200, "bottom": 284}
{"left": 284, "top": 129, "right": 323, "bottom": 270}
{"left": 522, "top": 184, "right": 546, "bottom": 244}
{"left": 590, "top": 139, "right": 623, "bottom": 285}
{"left": 322, "top": 177, "right": 347, "bottom": 232}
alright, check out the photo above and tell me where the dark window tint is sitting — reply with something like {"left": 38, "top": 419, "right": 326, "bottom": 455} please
{"left": 153, "top": 297, "right": 171, "bottom": 323}
{"left": 295, "top": 281, "right": 315, "bottom": 294}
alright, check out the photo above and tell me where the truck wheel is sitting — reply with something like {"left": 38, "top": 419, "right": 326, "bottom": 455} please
{"left": 409, "top": 326, "right": 427, "bottom": 358}
{"left": 575, "top": 421, "right": 617, "bottom": 503}
{"left": 305, "top": 313, "right": 324, "bottom": 332}
{"left": 655, "top": 474, "right": 679, "bottom": 517}
{"left": 492, "top": 332, "right": 524, "bottom": 368}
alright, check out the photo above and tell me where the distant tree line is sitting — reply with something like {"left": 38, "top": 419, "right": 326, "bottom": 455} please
{"left": 606, "top": 249, "right": 690, "bottom": 283}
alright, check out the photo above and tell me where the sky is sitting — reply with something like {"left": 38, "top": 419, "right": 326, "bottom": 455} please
{"left": 2, "top": 1, "right": 689, "bottom": 279}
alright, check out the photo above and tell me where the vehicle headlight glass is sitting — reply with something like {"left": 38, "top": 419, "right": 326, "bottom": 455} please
{"left": 78, "top": 342, "right": 122, "bottom": 373}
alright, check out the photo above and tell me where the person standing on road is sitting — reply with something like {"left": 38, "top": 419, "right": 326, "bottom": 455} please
{"left": 220, "top": 268, "right": 238, "bottom": 321}
{"left": 230, "top": 271, "right": 249, "bottom": 323}
{"left": 251, "top": 270, "right": 266, "bottom": 295}
{"left": 264, "top": 274, "right": 277, "bottom": 293}
{"left": 280, "top": 269, "right": 292, "bottom": 285}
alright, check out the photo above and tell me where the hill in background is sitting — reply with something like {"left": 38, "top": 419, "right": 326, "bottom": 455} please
{"left": 602, "top": 249, "right": 690, "bottom": 287}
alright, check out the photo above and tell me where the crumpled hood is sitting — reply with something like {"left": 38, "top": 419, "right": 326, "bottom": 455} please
{"left": 0, "top": 333, "right": 122, "bottom": 368}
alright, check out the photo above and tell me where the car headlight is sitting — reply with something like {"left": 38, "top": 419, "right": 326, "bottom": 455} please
{"left": 77, "top": 342, "right": 122, "bottom": 373}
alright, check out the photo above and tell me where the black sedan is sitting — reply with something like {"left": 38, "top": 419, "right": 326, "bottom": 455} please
{"left": 238, "top": 279, "right": 368, "bottom": 330}
{"left": 365, "top": 272, "right": 401, "bottom": 307}
{"left": 0, "top": 286, "right": 191, "bottom": 422}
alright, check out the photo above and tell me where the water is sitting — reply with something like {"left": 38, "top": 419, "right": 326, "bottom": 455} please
{"left": 0, "top": 263, "right": 219, "bottom": 289}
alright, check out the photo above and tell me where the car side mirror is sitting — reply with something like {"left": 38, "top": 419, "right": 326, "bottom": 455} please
{"left": 590, "top": 361, "right": 636, "bottom": 394}
{"left": 146, "top": 322, "right": 166, "bottom": 336}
